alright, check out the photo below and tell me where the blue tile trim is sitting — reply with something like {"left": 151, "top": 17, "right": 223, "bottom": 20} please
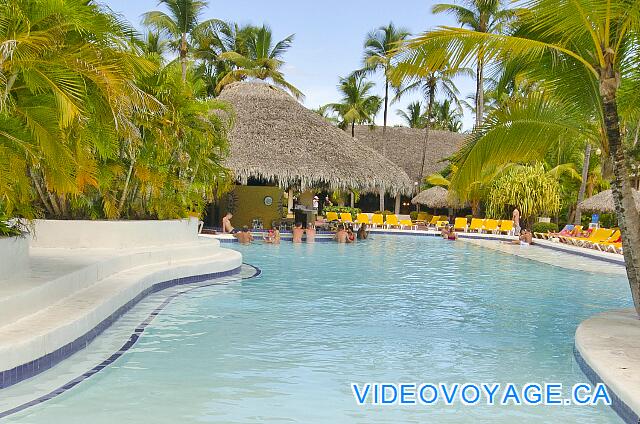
{"left": 573, "top": 344, "right": 640, "bottom": 424}
{"left": 0, "top": 264, "right": 256, "bottom": 394}
{"left": 0, "top": 263, "right": 261, "bottom": 419}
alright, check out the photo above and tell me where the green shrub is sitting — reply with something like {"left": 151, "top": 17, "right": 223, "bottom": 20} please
{"left": 324, "top": 206, "right": 361, "bottom": 220}
{"left": 531, "top": 222, "right": 558, "bottom": 234}
{"left": 410, "top": 211, "right": 419, "bottom": 220}
{"left": 373, "top": 210, "right": 394, "bottom": 216}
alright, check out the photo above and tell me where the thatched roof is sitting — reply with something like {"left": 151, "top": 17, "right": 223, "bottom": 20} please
{"left": 351, "top": 125, "right": 466, "bottom": 183}
{"left": 218, "top": 82, "right": 413, "bottom": 194}
{"left": 411, "top": 186, "right": 452, "bottom": 208}
{"left": 578, "top": 189, "right": 640, "bottom": 212}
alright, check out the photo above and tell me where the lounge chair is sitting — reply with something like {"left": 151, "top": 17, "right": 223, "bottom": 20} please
{"left": 435, "top": 220, "right": 449, "bottom": 230}
{"left": 468, "top": 218, "right": 485, "bottom": 233}
{"left": 371, "top": 213, "right": 384, "bottom": 228}
{"left": 355, "top": 213, "right": 370, "bottom": 226}
{"left": 454, "top": 217, "right": 468, "bottom": 232}
{"left": 592, "top": 230, "right": 620, "bottom": 250}
{"left": 340, "top": 213, "right": 354, "bottom": 224}
{"left": 386, "top": 214, "right": 401, "bottom": 229}
{"left": 399, "top": 219, "right": 417, "bottom": 230}
{"left": 413, "top": 212, "right": 430, "bottom": 226}
{"left": 570, "top": 228, "right": 614, "bottom": 247}
{"left": 326, "top": 211, "right": 339, "bottom": 222}
{"left": 427, "top": 215, "right": 441, "bottom": 229}
{"left": 558, "top": 225, "right": 583, "bottom": 243}
{"left": 483, "top": 219, "right": 499, "bottom": 234}
{"left": 535, "top": 224, "right": 573, "bottom": 240}
{"left": 498, "top": 220, "right": 514, "bottom": 235}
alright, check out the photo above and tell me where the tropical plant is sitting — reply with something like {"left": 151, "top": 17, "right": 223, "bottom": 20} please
{"left": 396, "top": 0, "right": 640, "bottom": 313}
{"left": 361, "top": 22, "right": 411, "bottom": 136}
{"left": 486, "top": 164, "right": 560, "bottom": 221}
{"left": 214, "top": 25, "right": 302, "bottom": 99}
{"left": 396, "top": 101, "right": 426, "bottom": 128}
{"left": 431, "top": 0, "right": 516, "bottom": 127}
{"left": 326, "top": 74, "right": 382, "bottom": 137}
{"left": 143, "top": 0, "right": 221, "bottom": 82}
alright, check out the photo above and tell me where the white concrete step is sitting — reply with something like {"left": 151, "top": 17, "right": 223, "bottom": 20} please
{"left": 0, "top": 239, "right": 223, "bottom": 325}
{"left": 0, "top": 248, "right": 242, "bottom": 372}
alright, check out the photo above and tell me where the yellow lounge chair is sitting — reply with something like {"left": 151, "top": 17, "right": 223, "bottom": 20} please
{"left": 592, "top": 230, "right": 620, "bottom": 250}
{"left": 399, "top": 219, "right": 417, "bottom": 230}
{"left": 570, "top": 228, "right": 614, "bottom": 247}
{"left": 498, "top": 220, "right": 514, "bottom": 235}
{"left": 436, "top": 220, "right": 449, "bottom": 229}
{"left": 454, "top": 217, "right": 468, "bottom": 232}
{"left": 483, "top": 219, "right": 499, "bottom": 233}
{"left": 326, "top": 211, "right": 339, "bottom": 222}
{"left": 371, "top": 213, "right": 384, "bottom": 228}
{"left": 355, "top": 213, "right": 370, "bottom": 225}
{"left": 427, "top": 215, "right": 441, "bottom": 228}
{"left": 340, "top": 213, "right": 354, "bottom": 224}
{"left": 468, "top": 218, "right": 485, "bottom": 233}
{"left": 386, "top": 214, "right": 401, "bottom": 229}
{"left": 413, "top": 212, "right": 430, "bottom": 224}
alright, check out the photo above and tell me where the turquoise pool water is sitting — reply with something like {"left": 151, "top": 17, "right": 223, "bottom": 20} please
{"left": 5, "top": 236, "right": 632, "bottom": 423}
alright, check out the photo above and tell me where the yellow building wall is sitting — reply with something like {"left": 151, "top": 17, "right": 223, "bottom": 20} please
{"left": 221, "top": 185, "right": 284, "bottom": 229}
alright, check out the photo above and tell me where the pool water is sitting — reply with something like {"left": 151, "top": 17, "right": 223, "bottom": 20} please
{"left": 5, "top": 236, "right": 631, "bottom": 423}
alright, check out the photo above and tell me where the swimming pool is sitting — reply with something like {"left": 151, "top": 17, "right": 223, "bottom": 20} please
{"left": 3, "top": 235, "right": 631, "bottom": 423}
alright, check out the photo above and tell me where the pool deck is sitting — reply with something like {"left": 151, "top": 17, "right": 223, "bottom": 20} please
{"left": 575, "top": 309, "right": 640, "bottom": 424}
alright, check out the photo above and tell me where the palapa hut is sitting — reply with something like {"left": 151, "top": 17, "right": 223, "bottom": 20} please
{"left": 411, "top": 186, "right": 453, "bottom": 209}
{"left": 351, "top": 125, "right": 466, "bottom": 213}
{"left": 578, "top": 189, "right": 640, "bottom": 213}
{"left": 215, "top": 82, "right": 413, "bottom": 228}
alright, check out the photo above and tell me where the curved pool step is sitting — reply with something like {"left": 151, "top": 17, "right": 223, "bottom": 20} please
{"left": 0, "top": 247, "right": 242, "bottom": 388}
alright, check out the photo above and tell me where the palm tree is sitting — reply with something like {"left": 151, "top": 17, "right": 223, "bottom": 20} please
{"left": 432, "top": 99, "right": 463, "bottom": 132}
{"left": 327, "top": 74, "right": 381, "bottom": 137}
{"left": 432, "top": 0, "right": 515, "bottom": 127}
{"left": 396, "top": 101, "right": 426, "bottom": 128}
{"left": 214, "top": 25, "right": 303, "bottom": 99}
{"left": 398, "top": 0, "right": 640, "bottom": 314}
{"left": 362, "top": 22, "right": 411, "bottom": 135}
{"left": 143, "top": 0, "right": 221, "bottom": 82}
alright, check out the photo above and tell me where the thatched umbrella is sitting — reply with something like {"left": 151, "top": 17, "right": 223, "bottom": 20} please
{"left": 411, "top": 186, "right": 454, "bottom": 208}
{"left": 218, "top": 82, "right": 413, "bottom": 194}
{"left": 578, "top": 189, "right": 640, "bottom": 212}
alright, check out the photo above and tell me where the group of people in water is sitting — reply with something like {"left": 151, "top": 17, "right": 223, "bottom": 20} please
{"left": 221, "top": 212, "right": 369, "bottom": 245}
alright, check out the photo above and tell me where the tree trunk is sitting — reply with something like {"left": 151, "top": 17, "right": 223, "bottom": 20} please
{"left": 28, "top": 168, "right": 55, "bottom": 216}
{"left": 574, "top": 143, "right": 591, "bottom": 225}
{"left": 383, "top": 78, "right": 389, "bottom": 132}
{"left": 601, "top": 77, "right": 640, "bottom": 315}
{"left": 180, "top": 32, "right": 188, "bottom": 82}
{"left": 351, "top": 120, "right": 355, "bottom": 138}
{"left": 475, "top": 52, "right": 484, "bottom": 128}
{"left": 118, "top": 158, "right": 135, "bottom": 216}
{"left": 419, "top": 81, "right": 436, "bottom": 183}
{"left": 379, "top": 188, "right": 385, "bottom": 212}
{"left": 394, "top": 194, "right": 401, "bottom": 215}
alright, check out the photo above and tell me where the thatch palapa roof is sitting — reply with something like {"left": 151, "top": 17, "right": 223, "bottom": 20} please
{"left": 578, "top": 189, "right": 640, "bottom": 213}
{"left": 411, "top": 186, "right": 453, "bottom": 208}
{"left": 218, "top": 82, "right": 413, "bottom": 194}
{"left": 351, "top": 125, "right": 466, "bottom": 183}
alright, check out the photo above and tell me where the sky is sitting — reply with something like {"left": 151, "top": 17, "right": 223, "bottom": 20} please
{"left": 105, "top": 0, "right": 476, "bottom": 130}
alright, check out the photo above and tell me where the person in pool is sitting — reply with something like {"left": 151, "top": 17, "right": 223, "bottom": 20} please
{"left": 292, "top": 222, "right": 304, "bottom": 243}
{"left": 334, "top": 224, "right": 348, "bottom": 243}
{"left": 357, "top": 223, "right": 368, "bottom": 240}
{"left": 234, "top": 226, "right": 253, "bottom": 244}
{"left": 305, "top": 223, "right": 316, "bottom": 243}
{"left": 346, "top": 226, "right": 356, "bottom": 243}
{"left": 505, "top": 229, "right": 534, "bottom": 245}
{"left": 264, "top": 228, "right": 280, "bottom": 244}
{"left": 440, "top": 224, "right": 451, "bottom": 239}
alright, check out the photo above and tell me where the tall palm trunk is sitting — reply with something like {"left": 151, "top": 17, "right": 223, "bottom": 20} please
{"left": 379, "top": 75, "right": 390, "bottom": 211}
{"left": 600, "top": 72, "right": 640, "bottom": 314}
{"left": 475, "top": 52, "right": 484, "bottom": 128}
{"left": 574, "top": 143, "right": 591, "bottom": 225}
{"left": 180, "top": 32, "right": 188, "bottom": 82}
{"left": 419, "top": 80, "right": 436, "bottom": 183}
{"left": 351, "top": 120, "right": 355, "bottom": 137}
